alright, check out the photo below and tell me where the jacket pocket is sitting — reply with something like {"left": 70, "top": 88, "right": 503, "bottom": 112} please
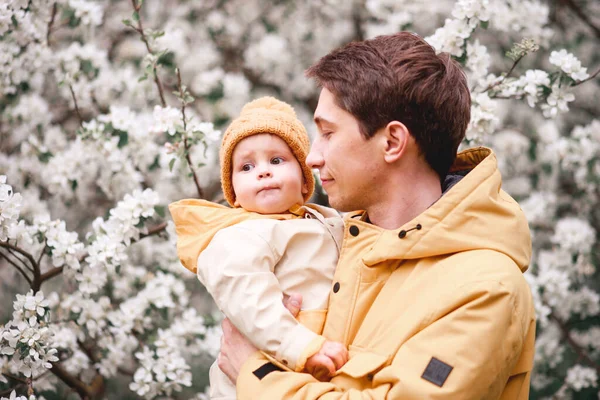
{"left": 329, "top": 345, "right": 390, "bottom": 391}
{"left": 297, "top": 309, "right": 327, "bottom": 335}
{"left": 331, "top": 345, "right": 389, "bottom": 390}
{"left": 338, "top": 345, "right": 389, "bottom": 378}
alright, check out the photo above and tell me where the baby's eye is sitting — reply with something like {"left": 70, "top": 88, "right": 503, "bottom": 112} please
{"left": 271, "top": 157, "right": 284, "bottom": 165}
{"left": 241, "top": 164, "right": 253, "bottom": 172}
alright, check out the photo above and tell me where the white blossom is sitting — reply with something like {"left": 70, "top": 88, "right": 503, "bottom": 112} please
{"left": 549, "top": 49, "right": 589, "bottom": 81}
{"left": 466, "top": 40, "right": 490, "bottom": 83}
{"left": 151, "top": 106, "right": 182, "bottom": 136}
{"left": 68, "top": 0, "right": 104, "bottom": 27}
{"left": 541, "top": 83, "right": 575, "bottom": 118}
{"left": 425, "top": 18, "right": 474, "bottom": 57}
{"left": 466, "top": 92, "right": 499, "bottom": 142}
{"left": 452, "top": 0, "right": 491, "bottom": 23}
{"left": 1, "top": 291, "right": 58, "bottom": 379}
{"left": 551, "top": 217, "right": 596, "bottom": 255}
{"left": 0, "top": 176, "right": 22, "bottom": 241}
{"left": 517, "top": 69, "right": 550, "bottom": 107}
{"left": 565, "top": 365, "right": 597, "bottom": 391}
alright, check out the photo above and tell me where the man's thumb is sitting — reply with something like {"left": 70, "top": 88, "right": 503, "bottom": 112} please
{"left": 283, "top": 293, "right": 302, "bottom": 317}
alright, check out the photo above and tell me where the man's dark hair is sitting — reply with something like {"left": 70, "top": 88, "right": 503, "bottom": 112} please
{"left": 305, "top": 32, "right": 471, "bottom": 179}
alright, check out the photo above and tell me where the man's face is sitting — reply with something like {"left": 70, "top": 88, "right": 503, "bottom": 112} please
{"left": 307, "top": 88, "right": 382, "bottom": 211}
{"left": 232, "top": 134, "right": 307, "bottom": 214}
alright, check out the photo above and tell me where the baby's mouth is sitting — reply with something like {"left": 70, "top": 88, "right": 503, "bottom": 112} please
{"left": 258, "top": 186, "right": 279, "bottom": 193}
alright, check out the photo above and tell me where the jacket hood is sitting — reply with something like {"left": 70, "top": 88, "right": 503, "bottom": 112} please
{"left": 359, "top": 147, "right": 532, "bottom": 272}
{"left": 168, "top": 200, "right": 341, "bottom": 274}
{"left": 168, "top": 199, "right": 298, "bottom": 273}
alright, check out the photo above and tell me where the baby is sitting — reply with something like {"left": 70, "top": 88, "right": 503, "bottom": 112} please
{"left": 169, "top": 97, "right": 347, "bottom": 399}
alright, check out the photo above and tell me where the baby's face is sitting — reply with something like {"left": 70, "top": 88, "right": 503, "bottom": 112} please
{"left": 231, "top": 134, "right": 307, "bottom": 214}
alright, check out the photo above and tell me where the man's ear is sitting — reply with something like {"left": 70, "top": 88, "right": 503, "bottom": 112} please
{"left": 382, "top": 121, "right": 410, "bottom": 164}
{"left": 301, "top": 180, "right": 309, "bottom": 195}
{"left": 233, "top": 199, "right": 240, "bottom": 207}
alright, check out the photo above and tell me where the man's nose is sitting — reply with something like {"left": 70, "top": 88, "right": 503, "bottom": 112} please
{"left": 306, "top": 141, "right": 323, "bottom": 169}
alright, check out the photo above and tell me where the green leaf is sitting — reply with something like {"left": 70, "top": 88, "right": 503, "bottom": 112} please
{"left": 149, "top": 155, "right": 160, "bottom": 171}
{"left": 197, "top": 162, "right": 206, "bottom": 168}
{"left": 480, "top": 20, "right": 489, "bottom": 29}
{"left": 154, "top": 205, "right": 166, "bottom": 218}
{"left": 169, "top": 158, "right": 176, "bottom": 172}
{"left": 38, "top": 151, "right": 53, "bottom": 163}
{"left": 117, "top": 131, "right": 129, "bottom": 148}
{"left": 70, "top": 180, "right": 78, "bottom": 191}
{"left": 132, "top": 11, "right": 140, "bottom": 22}
{"left": 122, "top": 18, "right": 132, "bottom": 27}
{"left": 138, "top": 74, "right": 148, "bottom": 82}
{"left": 157, "top": 51, "right": 176, "bottom": 69}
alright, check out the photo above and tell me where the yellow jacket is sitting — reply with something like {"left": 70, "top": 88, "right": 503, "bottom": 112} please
{"left": 236, "top": 147, "right": 536, "bottom": 399}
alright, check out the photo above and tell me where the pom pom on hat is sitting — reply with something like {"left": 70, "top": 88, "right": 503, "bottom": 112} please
{"left": 220, "top": 97, "right": 315, "bottom": 207}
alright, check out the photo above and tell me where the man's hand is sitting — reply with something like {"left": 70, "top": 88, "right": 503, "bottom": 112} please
{"left": 218, "top": 293, "right": 304, "bottom": 383}
{"left": 218, "top": 318, "right": 258, "bottom": 383}
{"left": 304, "top": 341, "right": 348, "bottom": 381}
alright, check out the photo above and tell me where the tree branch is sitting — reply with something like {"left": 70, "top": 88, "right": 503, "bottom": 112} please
{"left": 46, "top": 2, "right": 58, "bottom": 46}
{"left": 37, "top": 243, "right": 48, "bottom": 266}
{"left": 351, "top": 0, "right": 366, "bottom": 42}
{"left": 139, "top": 221, "right": 168, "bottom": 240}
{"left": 39, "top": 266, "right": 64, "bottom": 283}
{"left": 483, "top": 55, "right": 524, "bottom": 93}
{"left": 0, "top": 386, "right": 26, "bottom": 397}
{"left": 2, "top": 372, "right": 27, "bottom": 384}
{"left": 560, "top": 0, "right": 600, "bottom": 39}
{"left": 0, "top": 250, "right": 33, "bottom": 286}
{"left": 572, "top": 65, "right": 600, "bottom": 87}
{"left": 6, "top": 246, "right": 34, "bottom": 272}
{"left": 50, "top": 362, "right": 104, "bottom": 400}
{"left": 0, "top": 242, "right": 38, "bottom": 274}
{"left": 176, "top": 68, "right": 204, "bottom": 199}
{"left": 129, "top": 0, "right": 166, "bottom": 107}
{"left": 0, "top": 241, "right": 41, "bottom": 291}
{"left": 68, "top": 84, "right": 84, "bottom": 128}
{"left": 77, "top": 340, "right": 99, "bottom": 364}
{"left": 550, "top": 311, "right": 600, "bottom": 375}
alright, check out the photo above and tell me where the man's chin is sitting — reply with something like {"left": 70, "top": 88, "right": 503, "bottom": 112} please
{"left": 327, "top": 196, "right": 356, "bottom": 212}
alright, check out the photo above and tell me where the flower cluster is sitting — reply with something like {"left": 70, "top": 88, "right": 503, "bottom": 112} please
{"left": 549, "top": 49, "right": 589, "bottom": 81}
{"left": 0, "top": 391, "right": 37, "bottom": 400}
{"left": 465, "top": 93, "right": 499, "bottom": 142}
{"left": 85, "top": 188, "right": 159, "bottom": 273}
{"left": 0, "top": 176, "right": 23, "bottom": 242}
{"left": 0, "top": 291, "right": 58, "bottom": 379}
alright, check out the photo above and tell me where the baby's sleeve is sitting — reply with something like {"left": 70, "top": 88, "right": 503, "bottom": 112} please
{"left": 197, "top": 224, "right": 325, "bottom": 372}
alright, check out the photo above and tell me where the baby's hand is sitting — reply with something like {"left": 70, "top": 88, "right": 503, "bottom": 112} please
{"left": 304, "top": 341, "right": 348, "bottom": 382}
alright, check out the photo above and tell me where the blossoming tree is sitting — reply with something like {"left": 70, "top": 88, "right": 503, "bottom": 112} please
{"left": 0, "top": 0, "right": 599, "bottom": 399}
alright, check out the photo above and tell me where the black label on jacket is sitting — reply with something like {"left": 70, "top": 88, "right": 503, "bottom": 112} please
{"left": 252, "top": 362, "right": 283, "bottom": 380}
{"left": 421, "top": 357, "right": 453, "bottom": 387}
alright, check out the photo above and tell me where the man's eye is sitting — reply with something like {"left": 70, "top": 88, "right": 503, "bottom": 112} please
{"left": 271, "top": 157, "right": 283, "bottom": 165}
{"left": 242, "top": 164, "right": 253, "bottom": 172}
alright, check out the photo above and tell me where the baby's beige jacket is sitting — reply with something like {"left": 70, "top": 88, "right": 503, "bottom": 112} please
{"left": 169, "top": 200, "right": 343, "bottom": 399}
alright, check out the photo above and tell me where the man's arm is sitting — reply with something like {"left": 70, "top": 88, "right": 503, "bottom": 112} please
{"left": 223, "top": 279, "right": 534, "bottom": 399}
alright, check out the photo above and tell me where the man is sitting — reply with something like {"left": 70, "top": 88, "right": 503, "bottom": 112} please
{"left": 218, "top": 32, "right": 536, "bottom": 399}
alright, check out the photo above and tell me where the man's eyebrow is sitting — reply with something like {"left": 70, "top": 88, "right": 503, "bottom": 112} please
{"left": 314, "top": 116, "right": 335, "bottom": 126}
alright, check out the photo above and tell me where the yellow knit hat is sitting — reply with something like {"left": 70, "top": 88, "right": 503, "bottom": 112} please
{"left": 220, "top": 97, "right": 315, "bottom": 207}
